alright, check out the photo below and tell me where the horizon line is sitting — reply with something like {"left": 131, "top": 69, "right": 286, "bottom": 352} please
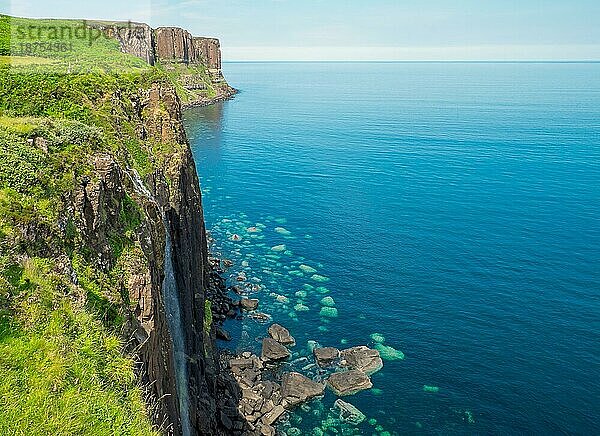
{"left": 224, "top": 60, "right": 600, "bottom": 63}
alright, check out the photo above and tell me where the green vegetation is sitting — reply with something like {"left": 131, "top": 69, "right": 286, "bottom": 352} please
{"left": 0, "top": 14, "right": 219, "bottom": 434}
{"left": 204, "top": 299, "right": 213, "bottom": 334}
{"left": 0, "top": 258, "right": 157, "bottom": 436}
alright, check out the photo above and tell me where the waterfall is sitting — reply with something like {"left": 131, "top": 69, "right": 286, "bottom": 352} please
{"left": 127, "top": 169, "right": 191, "bottom": 436}
{"left": 161, "top": 215, "right": 191, "bottom": 436}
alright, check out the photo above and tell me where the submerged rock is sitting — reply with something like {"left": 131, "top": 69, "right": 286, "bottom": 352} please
{"left": 275, "top": 294, "right": 290, "bottom": 304}
{"left": 275, "top": 227, "right": 292, "bottom": 236}
{"left": 307, "top": 340, "right": 320, "bottom": 353}
{"left": 295, "top": 290, "right": 308, "bottom": 298}
{"left": 311, "top": 274, "right": 330, "bottom": 283}
{"left": 374, "top": 343, "right": 405, "bottom": 361}
{"left": 315, "top": 286, "right": 330, "bottom": 294}
{"left": 261, "top": 338, "right": 291, "bottom": 361}
{"left": 299, "top": 264, "right": 317, "bottom": 274}
{"left": 333, "top": 399, "right": 366, "bottom": 425}
{"left": 319, "top": 307, "right": 338, "bottom": 318}
{"left": 320, "top": 296, "right": 336, "bottom": 307}
{"left": 313, "top": 347, "right": 340, "bottom": 368}
{"left": 423, "top": 385, "right": 439, "bottom": 393}
{"left": 341, "top": 346, "right": 383, "bottom": 375}
{"left": 294, "top": 303, "right": 310, "bottom": 312}
{"left": 268, "top": 323, "right": 296, "bottom": 346}
{"left": 370, "top": 333, "right": 385, "bottom": 344}
{"left": 281, "top": 372, "right": 325, "bottom": 408}
{"left": 327, "top": 370, "right": 373, "bottom": 396}
{"left": 271, "top": 244, "right": 286, "bottom": 252}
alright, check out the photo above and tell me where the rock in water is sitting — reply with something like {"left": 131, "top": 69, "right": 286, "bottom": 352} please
{"left": 299, "top": 264, "right": 317, "bottom": 274}
{"left": 281, "top": 372, "right": 325, "bottom": 407}
{"left": 313, "top": 347, "right": 340, "bottom": 368}
{"left": 240, "top": 298, "right": 259, "bottom": 311}
{"left": 261, "top": 404, "right": 285, "bottom": 425}
{"left": 311, "top": 274, "right": 330, "bottom": 283}
{"left": 423, "top": 385, "right": 439, "bottom": 393}
{"left": 275, "top": 227, "right": 292, "bottom": 236}
{"left": 320, "top": 296, "right": 336, "bottom": 307}
{"left": 268, "top": 323, "right": 296, "bottom": 346}
{"left": 327, "top": 370, "right": 373, "bottom": 396}
{"left": 261, "top": 338, "right": 291, "bottom": 361}
{"left": 333, "top": 399, "right": 366, "bottom": 425}
{"left": 341, "top": 346, "right": 383, "bottom": 375}
{"left": 370, "top": 333, "right": 385, "bottom": 344}
{"left": 374, "top": 343, "right": 405, "bottom": 361}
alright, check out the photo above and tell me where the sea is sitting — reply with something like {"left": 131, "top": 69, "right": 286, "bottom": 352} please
{"left": 183, "top": 62, "right": 600, "bottom": 435}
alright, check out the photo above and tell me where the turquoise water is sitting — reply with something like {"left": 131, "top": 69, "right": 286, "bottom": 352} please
{"left": 184, "top": 62, "right": 600, "bottom": 434}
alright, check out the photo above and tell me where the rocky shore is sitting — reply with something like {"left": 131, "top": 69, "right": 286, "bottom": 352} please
{"left": 204, "top": 254, "right": 386, "bottom": 435}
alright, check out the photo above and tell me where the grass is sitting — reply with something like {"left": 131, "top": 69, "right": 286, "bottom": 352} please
{"left": 0, "top": 257, "right": 158, "bottom": 436}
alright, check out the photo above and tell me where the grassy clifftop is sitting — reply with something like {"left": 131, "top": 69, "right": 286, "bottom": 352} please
{"left": 0, "top": 15, "right": 219, "bottom": 435}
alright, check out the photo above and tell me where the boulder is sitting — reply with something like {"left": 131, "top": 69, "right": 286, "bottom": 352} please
{"left": 313, "top": 347, "right": 340, "bottom": 368}
{"left": 327, "top": 370, "right": 373, "bottom": 396}
{"left": 333, "top": 399, "right": 366, "bottom": 425}
{"left": 340, "top": 346, "right": 383, "bottom": 375}
{"left": 281, "top": 372, "right": 325, "bottom": 408}
{"left": 261, "top": 404, "right": 285, "bottom": 425}
{"left": 261, "top": 338, "right": 291, "bottom": 361}
{"left": 268, "top": 323, "right": 296, "bottom": 346}
{"left": 240, "top": 298, "right": 259, "bottom": 311}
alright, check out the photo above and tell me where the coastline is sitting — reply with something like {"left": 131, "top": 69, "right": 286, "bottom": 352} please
{"left": 181, "top": 87, "right": 238, "bottom": 109}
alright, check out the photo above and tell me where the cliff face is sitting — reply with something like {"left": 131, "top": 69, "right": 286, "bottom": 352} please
{"left": 73, "top": 82, "right": 222, "bottom": 435}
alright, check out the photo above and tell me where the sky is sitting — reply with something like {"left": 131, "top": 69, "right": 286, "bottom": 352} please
{"left": 3, "top": 0, "right": 600, "bottom": 61}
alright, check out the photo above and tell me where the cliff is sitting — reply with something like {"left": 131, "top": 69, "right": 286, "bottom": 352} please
{"left": 101, "top": 21, "right": 234, "bottom": 106}
{"left": 0, "top": 16, "right": 239, "bottom": 435}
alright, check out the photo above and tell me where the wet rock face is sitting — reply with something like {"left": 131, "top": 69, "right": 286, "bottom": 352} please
{"left": 72, "top": 82, "right": 228, "bottom": 435}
